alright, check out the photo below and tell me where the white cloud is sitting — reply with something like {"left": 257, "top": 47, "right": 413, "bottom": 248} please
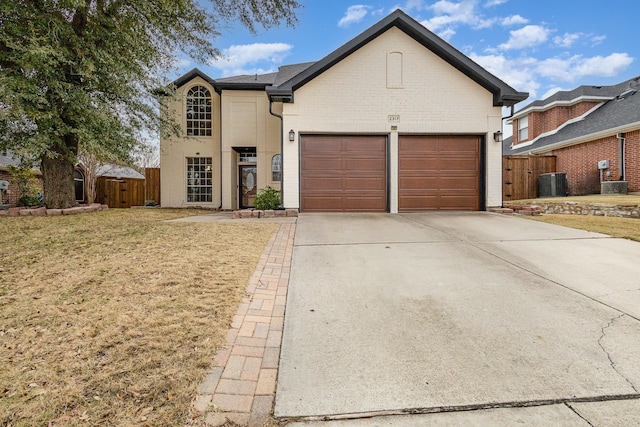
{"left": 554, "top": 32, "right": 581, "bottom": 48}
{"left": 174, "top": 58, "right": 192, "bottom": 69}
{"left": 470, "top": 53, "right": 541, "bottom": 97}
{"left": 438, "top": 28, "right": 457, "bottom": 40}
{"left": 591, "top": 35, "right": 606, "bottom": 46}
{"left": 501, "top": 14, "right": 528, "bottom": 26}
{"left": 484, "top": 0, "right": 508, "bottom": 6}
{"left": 209, "top": 43, "right": 293, "bottom": 77}
{"left": 499, "top": 25, "right": 550, "bottom": 50}
{"left": 471, "top": 51, "right": 634, "bottom": 98}
{"left": 421, "top": 0, "right": 493, "bottom": 33}
{"left": 400, "top": 0, "right": 426, "bottom": 11}
{"left": 338, "top": 5, "right": 371, "bottom": 28}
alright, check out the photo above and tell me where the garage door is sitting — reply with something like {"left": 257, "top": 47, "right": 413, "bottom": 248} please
{"left": 399, "top": 135, "right": 481, "bottom": 211}
{"left": 300, "top": 135, "right": 387, "bottom": 212}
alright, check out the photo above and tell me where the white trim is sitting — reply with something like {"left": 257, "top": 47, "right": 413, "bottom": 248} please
{"left": 526, "top": 121, "right": 640, "bottom": 154}
{"left": 510, "top": 102, "right": 604, "bottom": 151}
{"left": 507, "top": 95, "right": 613, "bottom": 123}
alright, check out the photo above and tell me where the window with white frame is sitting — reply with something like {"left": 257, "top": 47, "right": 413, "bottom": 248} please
{"left": 186, "top": 157, "right": 213, "bottom": 202}
{"left": 186, "top": 86, "right": 212, "bottom": 136}
{"left": 518, "top": 116, "right": 529, "bottom": 141}
{"left": 272, "top": 154, "right": 282, "bottom": 181}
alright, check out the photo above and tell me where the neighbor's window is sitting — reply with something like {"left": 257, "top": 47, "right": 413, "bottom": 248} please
{"left": 272, "top": 154, "right": 282, "bottom": 181}
{"left": 74, "top": 169, "right": 85, "bottom": 203}
{"left": 186, "top": 157, "right": 213, "bottom": 202}
{"left": 186, "top": 86, "right": 212, "bottom": 136}
{"left": 518, "top": 115, "right": 529, "bottom": 141}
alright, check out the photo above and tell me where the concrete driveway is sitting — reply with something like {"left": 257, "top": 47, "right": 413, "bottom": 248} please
{"left": 275, "top": 212, "right": 640, "bottom": 425}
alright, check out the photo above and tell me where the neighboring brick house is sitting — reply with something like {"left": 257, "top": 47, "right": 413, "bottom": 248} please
{"left": 504, "top": 76, "right": 640, "bottom": 195}
{"left": 0, "top": 150, "right": 44, "bottom": 206}
{"left": 161, "top": 9, "right": 527, "bottom": 212}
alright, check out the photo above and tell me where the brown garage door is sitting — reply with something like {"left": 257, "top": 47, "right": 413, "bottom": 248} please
{"left": 300, "top": 135, "right": 387, "bottom": 212}
{"left": 399, "top": 135, "right": 481, "bottom": 211}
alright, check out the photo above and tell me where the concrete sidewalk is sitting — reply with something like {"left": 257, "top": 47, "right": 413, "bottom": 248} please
{"left": 275, "top": 213, "right": 640, "bottom": 426}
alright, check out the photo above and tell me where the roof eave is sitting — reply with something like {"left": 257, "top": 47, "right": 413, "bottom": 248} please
{"left": 266, "top": 87, "right": 294, "bottom": 103}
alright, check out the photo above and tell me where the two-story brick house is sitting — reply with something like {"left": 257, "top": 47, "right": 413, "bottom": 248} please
{"left": 504, "top": 76, "right": 640, "bottom": 195}
{"left": 160, "top": 9, "right": 527, "bottom": 212}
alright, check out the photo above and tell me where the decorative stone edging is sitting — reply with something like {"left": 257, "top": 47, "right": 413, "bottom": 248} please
{"left": 0, "top": 203, "right": 109, "bottom": 217}
{"left": 502, "top": 202, "right": 639, "bottom": 219}
{"left": 232, "top": 209, "right": 298, "bottom": 219}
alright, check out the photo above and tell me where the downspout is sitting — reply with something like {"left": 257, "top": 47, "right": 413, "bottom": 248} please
{"left": 217, "top": 88, "right": 223, "bottom": 210}
{"left": 618, "top": 133, "right": 626, "bottom": 181}
{"left": 269, "top": 101, "right": 284, "bottom": 209}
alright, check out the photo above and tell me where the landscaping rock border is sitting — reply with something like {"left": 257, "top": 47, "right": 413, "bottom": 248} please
{"left": 496, "top": 201, "right": 639, "bottom": 219}
{"left": 0, "top": 203, "right": 108, "bottom": 217}
{"left": 232, "top": 209, "right": 298, "bottom": 219}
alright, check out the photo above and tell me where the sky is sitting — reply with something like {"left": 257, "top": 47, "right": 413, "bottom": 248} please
{"left": 173, "top": 0, "right": 640, "bottom": 109}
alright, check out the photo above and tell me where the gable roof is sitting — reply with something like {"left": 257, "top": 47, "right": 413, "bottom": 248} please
{"left": 505, "top": 76, "right": 640, "bottom": 155}
{"left": 170, "top": 10, "right": 527, "bottom": 107}
{"left": 266, "top": 9, "right": 527, "bottom": 107}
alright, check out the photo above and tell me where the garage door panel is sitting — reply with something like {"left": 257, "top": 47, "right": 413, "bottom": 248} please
{"left": 302, "top": 137, "right": 344, "bottom": 152}
{"left": 399, "top": 136, "right": 481, "bottom": 211}
{"left": 301, "top": 177, "right": 344, "bottom": 191}
{"left": 399, "top": 158, "right": 439, "bottom": 171}
{"left": 399, "top": 176, "right": 438, "bottom": 189}
{"left": 344, "top": 177, "right": 387, "bottom": 191}
{"left": 349, "top": 158, "right": 387, "bottom": 172}
{"left": 439, "top": 176, "right": 479, "bottom": 191}
{"left": 301, "top": 157, "right": 344, "bottom": 171}
{"left": 300, "top": 135, "right": 387, "bottom": 212}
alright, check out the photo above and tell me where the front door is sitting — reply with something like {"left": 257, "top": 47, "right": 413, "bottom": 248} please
{"left": 239, "top": 165, "right": 257, "bottom": 209}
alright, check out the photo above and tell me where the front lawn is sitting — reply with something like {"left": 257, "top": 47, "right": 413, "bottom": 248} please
{"left": 528, "top": 214, "right": 640, "bottom": 242}
{"left": 0, "top": 209, "right": 276, "bottom": 426}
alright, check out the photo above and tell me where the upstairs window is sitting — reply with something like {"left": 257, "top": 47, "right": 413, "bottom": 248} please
{"left": 272, "top": 154, "right": 282, "bottom": 181}
{"left": 518, "top": 116, "right": 529, "bottom": 141}
{"left": 186, "top": 86, "right": 212, "bottom": 136}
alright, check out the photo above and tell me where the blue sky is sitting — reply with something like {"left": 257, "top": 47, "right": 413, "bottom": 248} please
{"left": 174, "top": 0, "right": 639, "bottom": 107}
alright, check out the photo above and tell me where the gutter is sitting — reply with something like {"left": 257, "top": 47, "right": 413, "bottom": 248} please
{"left": 269, "top": 101, "right": 285, "bottom": 209}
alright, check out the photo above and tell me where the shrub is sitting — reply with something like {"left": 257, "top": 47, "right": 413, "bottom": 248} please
{"left": 7, "top": 165, "right": 43, "bottom": 207}
{"left": 254, "top": 186, "right": 280, "bottom": 210}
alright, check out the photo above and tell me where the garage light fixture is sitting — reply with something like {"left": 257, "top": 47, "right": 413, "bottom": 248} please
{"left": 493, "top": 131, "right": 503, "bottom": 143}
{"left": 289, "top": 129, "right": 296, "bottom": 142}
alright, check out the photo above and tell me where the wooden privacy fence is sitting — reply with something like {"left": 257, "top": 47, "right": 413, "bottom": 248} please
{"left": 503, "top": 155, "right": 557, "bottom": 201}
{"left": 145, "top": 168, "right": 161, "bottom": 205}
{"left": 96, "top": 177, "right": 145, "bottom": 208}
{"left": 94, "top": 168, "right": 160, "bottom": 208}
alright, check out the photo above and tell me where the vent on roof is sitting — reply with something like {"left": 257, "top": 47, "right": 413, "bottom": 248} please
{"left": 617, "top": 89, "right": 636, "bottom": 100}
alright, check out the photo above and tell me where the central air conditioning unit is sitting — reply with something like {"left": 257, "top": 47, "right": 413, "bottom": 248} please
{"left": 539, "top": 172, "right": 568, "bottom": 198}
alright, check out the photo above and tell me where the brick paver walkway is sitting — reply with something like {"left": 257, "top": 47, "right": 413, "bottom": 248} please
{"left": 193, "top": 222, "right": 296, "bottom": 426}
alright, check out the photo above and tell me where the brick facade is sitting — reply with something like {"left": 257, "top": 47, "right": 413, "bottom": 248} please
{"left": 0, "top": 169, "right": 44, "bottom": 207}
{"left": 513, "top": 102, "right": 599, "bottom": 145}
{"left": 553, "top": 129, "right": 639, "bottom": 195}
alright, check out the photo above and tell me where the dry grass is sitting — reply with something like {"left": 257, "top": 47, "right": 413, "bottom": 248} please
{"left": 511, "top": 194, "right": 640, "bottom": 205}
{"left": 0, "top": 209, "right": 276, "bottom": 426}
{"left": 528, "top": 214, "right": 640, "bottom": 242}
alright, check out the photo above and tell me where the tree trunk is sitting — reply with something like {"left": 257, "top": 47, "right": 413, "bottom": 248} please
{"left": 41, "top": 146, "right": 76, "bottom": 209}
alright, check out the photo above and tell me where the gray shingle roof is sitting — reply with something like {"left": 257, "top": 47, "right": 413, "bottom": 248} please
{"left": 505, "top": 76, "right": 640, "bottom": 155}
{"left": 517, "top": 77, "right": 640, "bottom": 112}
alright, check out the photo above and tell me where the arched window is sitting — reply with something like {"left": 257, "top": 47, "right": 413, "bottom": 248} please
{"left": 186, "top": 85, "right": 212, "bottom": 136}
{"left": 74, "top": 169, "right": 85, "bottom": 202}
{"left": 271, "top": 154, "right": 282, "bottom": 182}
